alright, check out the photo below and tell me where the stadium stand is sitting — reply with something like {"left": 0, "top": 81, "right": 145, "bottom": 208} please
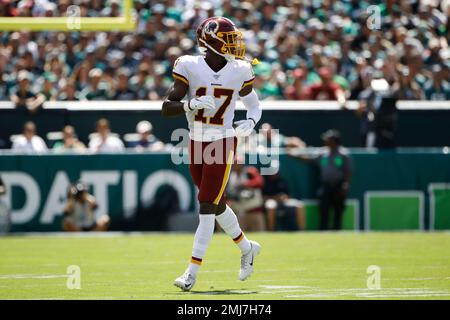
{"left": 0, "top": 1, "right": 449, "bottom": 233}
{"left": 0, "top": 0, "right": 448, "bottom": 104}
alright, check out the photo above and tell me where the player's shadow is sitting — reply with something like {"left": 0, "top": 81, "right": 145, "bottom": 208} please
{"left": 190, "top": 289, "right": 259, "bottom": 295}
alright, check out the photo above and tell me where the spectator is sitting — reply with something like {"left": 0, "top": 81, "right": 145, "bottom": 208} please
{"left": 53, "top": 125, "right": 86, "bottom": 153}
{"left": 113, "top": 68, "right": 136, "bottom": 100}
{"left": 262, "top": 172, "right": 305, "bottom": 231}
{"left": 304, "top": 67, "right": 347, "bottom": 107}
{"left": 129, "top": 120, "right": 164, "bottom": 151}
{"left": 423, "top": 65, "right": 450, "bottom": 100}
{"left": 252, "top": 61, "right": 284, "bottom": 100}
{"left": 58, "top": 80, "right": 79, "bottom": 101}
{"left": 148, "top": 66, "right": 170, "bottom": 100}
{"left": 0, "top": 54, "right": 8, "bottom": 101}
{"left": 62, "top": 181, "right": 110, "bottom": 232}
{"left": 79, "top": 68, "right": 110, "bottom": 100}
{"left": 10, "top": 70, "right": 44, "bottom": 113}
{"left": 0, "top": 1, "right": 448, "bottom": 101}
{"left": 39, "top": 72, "right": 58, "bottom": 101}
{"left": 12, "top": 121, "right": 48, "bottom": 153}
{"left": 226, "top": 155, "right": 265, "bottom": 232}
{"left": 395, "top": 66, "right": 425, "bottom": 100}
{"left": 260, "top": 1, "right": 277, "bottom": 31}
{"left": 288, "top": 130, "right": 352, "bottom": 230}
{"left": 129, "top": 62, "right": 151, "bottom": 100}
{"left": 284, "top": 68, "right": 308, "bottom": 100}
{"left": 89, "top": 118, "right": 124, "bottom": 152}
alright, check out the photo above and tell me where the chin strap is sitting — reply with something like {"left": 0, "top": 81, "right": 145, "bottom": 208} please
{"left": 199, "top": 38, "right": 260, "bottom": 65}
{"left": 199, "top": 38, "right": 234, "bottom": 62}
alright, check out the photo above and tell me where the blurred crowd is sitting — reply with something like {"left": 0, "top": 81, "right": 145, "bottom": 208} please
{"left": 0, "top": 0, "right": 449, "bottom": 109}
{"left": 11, "top": 119, "right": 166, "bottom": 153}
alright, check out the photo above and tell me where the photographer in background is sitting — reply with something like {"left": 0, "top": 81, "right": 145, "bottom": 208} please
{"left": 226, "top": 155, "right": 265, "bottom": 232}
{"left": 357, "top": 74, "right": 399, "bottom": 149}
{"left": 62, "top": 181, "right": 110, "bottom": 232}
{"left": 263, "top": 171, "right": 306, "bottom": 232}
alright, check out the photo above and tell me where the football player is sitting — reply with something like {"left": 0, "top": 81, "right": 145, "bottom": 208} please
{"left": 162, "top": 17, "right": 262, "bottom": 291}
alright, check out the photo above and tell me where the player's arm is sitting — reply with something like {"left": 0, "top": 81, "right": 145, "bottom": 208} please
{"left": 285, "top": 136, "right": 306, "bottom": 148}
{"left": 161, "top": 79, "right": 189, "bottom": 117}
{"left": 286, "top": 147, "right": 315, "bottom": 164}
{"left": 234, "top": 83, "right": 262, "bottom": 136}
{"left": 161, "top": 79, "right": 216, "bottom": 117}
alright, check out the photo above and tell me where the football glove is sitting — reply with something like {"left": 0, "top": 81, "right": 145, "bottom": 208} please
{"left": 234, "top": 119, "right": 256, "bottom": 137}
{"left": 184, "top": 96, "right": 216, "bottom": 112}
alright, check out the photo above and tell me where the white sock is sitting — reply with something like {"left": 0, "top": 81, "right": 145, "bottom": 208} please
{"left": 216, "top": 205, "right": 251, "bottom": 254}
{"left": 187, "top": 214, "right": 216, "bottom": 276}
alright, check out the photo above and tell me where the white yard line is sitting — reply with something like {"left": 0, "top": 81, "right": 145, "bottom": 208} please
{"left": 0, "top": 274, "right": 67, "bottom": 279}
{"left": 258, "top": 284, "right": 450, "bottom": 299}
{"left": 261, "top": 285, "right": 314, "bottom": 289}
{"left": 398, "top": 277, "right": 450, "bottom": 281}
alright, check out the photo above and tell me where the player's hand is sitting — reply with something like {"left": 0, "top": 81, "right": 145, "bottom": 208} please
{"left": 340, "top": 182, "right": 349, "bottom": 197}
{"left": 234, "top": 119, "right": 255, "bottom": 137}
{"left": 184, "top": 96, "right": 216, "bottom": 112}
{"left": 286, "top": 147, "right": 297, "bottom": 157}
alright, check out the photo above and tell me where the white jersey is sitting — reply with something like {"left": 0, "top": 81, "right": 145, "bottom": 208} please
{"left": 172, "top": 55, "right": 255, "bottom": 142}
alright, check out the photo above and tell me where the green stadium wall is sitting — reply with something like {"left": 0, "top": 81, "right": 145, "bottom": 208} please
{"left": 1, "top": 151, "right": 449, "bottom": 232}
{"left": 1, "top": 107, "right": 450, "bottom": 148}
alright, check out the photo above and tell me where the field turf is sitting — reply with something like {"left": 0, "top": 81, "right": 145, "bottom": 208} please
{"left": 0, "top": 232, "right": 449, "bottom": 300}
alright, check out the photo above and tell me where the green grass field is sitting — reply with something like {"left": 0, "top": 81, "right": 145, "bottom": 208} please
{"left": 1, "top": 232, "right": 450, "bottom": 300}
